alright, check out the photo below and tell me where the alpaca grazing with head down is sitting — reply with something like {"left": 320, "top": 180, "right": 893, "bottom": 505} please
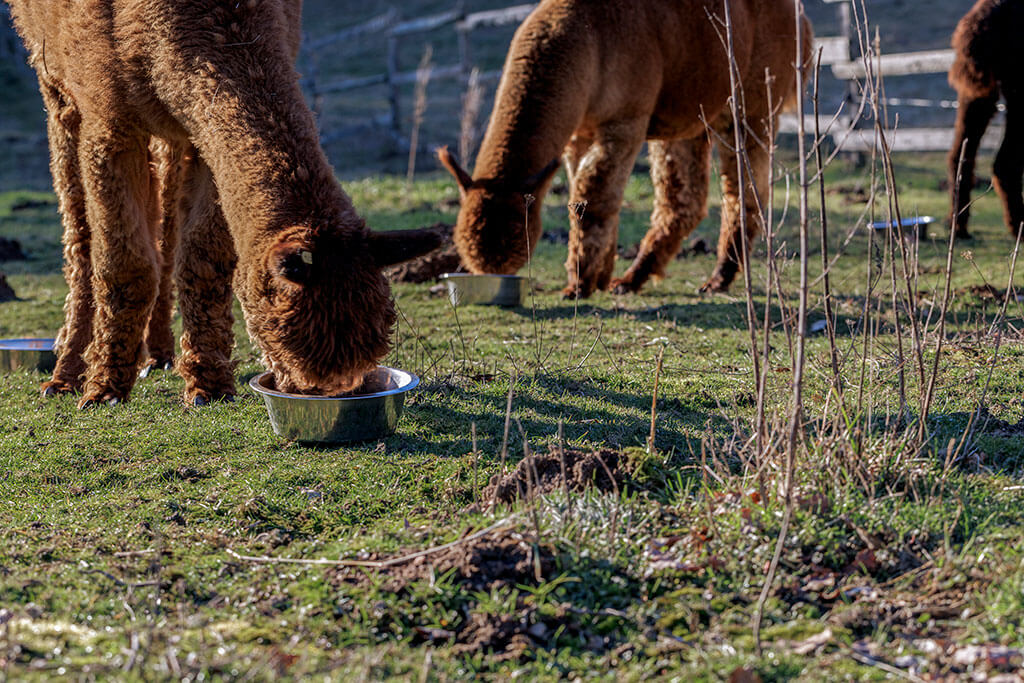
{"left": 439, "top": 0, "right": 812, "bottom": 298}
{"left": 947, "top": 0, "right": 1024, "bottom": 238}
{"left": 9, "top": 0, "right": 440, "bottom": 407}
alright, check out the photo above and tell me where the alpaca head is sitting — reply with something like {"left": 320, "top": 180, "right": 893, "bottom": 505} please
{"left": 242, "top": 224, "right": 442, "bottom": 395}
{"left": 438, "top": 148, "right": 559, "bottom": 274}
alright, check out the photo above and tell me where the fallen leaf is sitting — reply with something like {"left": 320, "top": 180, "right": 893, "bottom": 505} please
{"left": 791, "top": 627, "right": 832, "bottom": 656}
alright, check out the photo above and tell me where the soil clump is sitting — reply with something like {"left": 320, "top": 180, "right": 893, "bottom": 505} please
{"left": 482, "top": 447, "right": 629, "bottom": 505}
{"left": 384, "top": 223, "right": 462, "bottom": 283}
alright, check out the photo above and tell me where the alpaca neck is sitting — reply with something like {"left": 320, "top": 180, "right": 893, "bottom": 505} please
{"left": 472, "top": 29, "right": 586, "bottom": 189}
{"left": 187, "top": 81, "right": 353, "bottom": 250}
{"left": 150, "top": 14, "right": 356, "bottom": 256}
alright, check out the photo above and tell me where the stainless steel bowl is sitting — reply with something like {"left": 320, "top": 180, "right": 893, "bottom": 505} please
{"left": 0, "top": 338, "right": 57, "bottom": 373}
{"left": 249, "top": 366, "right": 419, "bottom": 444}
{"left": 869, "top": 215, "right": 934, "bottom": 239}
{"left": 439, "top": 273, "right": 529, "bottom": 307}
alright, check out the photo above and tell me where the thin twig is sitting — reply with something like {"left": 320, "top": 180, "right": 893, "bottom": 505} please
{"left": 226, "top": 519, "right": 517, "bottom": 569}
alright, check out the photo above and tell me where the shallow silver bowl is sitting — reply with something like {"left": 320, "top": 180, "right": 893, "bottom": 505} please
{"left": 249, "top": 366, "right": 419, "bottom": 444}
{"left": 439, "top": 273, "right": 529, "bottom": 307}
{"left": 869, "top": 215, "right": 934, "bottom": 238}
{"left": 0, "top": 338, "right": 57, "bottom": 373}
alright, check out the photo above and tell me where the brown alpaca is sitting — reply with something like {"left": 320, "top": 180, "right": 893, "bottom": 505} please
{"left": 9, "top": 0, "right": 439, "bottom": 406}
{"left": 947, "top": 0, "right": 1024, "bottom": 238}
{"left": 439, "top": 0, "right": 812, "bottom": 298}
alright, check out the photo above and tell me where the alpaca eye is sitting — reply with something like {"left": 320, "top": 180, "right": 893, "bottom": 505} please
{"left": 278, "top": 251, "right": 312, "bottom": 283}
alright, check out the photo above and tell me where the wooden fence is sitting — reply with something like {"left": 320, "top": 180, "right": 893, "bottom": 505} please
{"left": 296, "top": 0, "right": 1000, "bottom": 158}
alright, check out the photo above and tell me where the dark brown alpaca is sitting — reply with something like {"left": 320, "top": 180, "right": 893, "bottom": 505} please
{"left": 948, "top": 0, "right": 1024, "bottom": 238}
{"left": 9, "top": 0, "right": 439, "bottom": 406}
{"left": 440, "top": 0, "right": 812, "bottom": 298}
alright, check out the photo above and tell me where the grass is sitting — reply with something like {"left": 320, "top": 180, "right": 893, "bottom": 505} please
{"left": 2, "top": 148, "right": 1024, "bottom": 680}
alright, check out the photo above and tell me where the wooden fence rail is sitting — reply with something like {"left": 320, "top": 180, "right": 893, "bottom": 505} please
{"left": 296, "top": 0, "right": 993, "bottom": 157}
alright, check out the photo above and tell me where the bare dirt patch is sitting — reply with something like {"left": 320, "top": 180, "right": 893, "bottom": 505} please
{"left": 481, "top": 447, "right": 628, "bottom": 505}
{"left": 384, "top": 223, "right": 462, "bottom": 283}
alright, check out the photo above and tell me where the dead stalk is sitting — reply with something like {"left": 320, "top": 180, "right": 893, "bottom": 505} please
{"left": 225, "top": 518, "right": 517, "bottom": 569}
{"left": 406, "top": 44, "right": 433, "bottom": 185}
{"left": 471, "top": 421, "right": 479, "bottom": 504}
{"left": 458, "top": 67, "right": 482, "bottom": 167}
{"left": 558, "top": 419, "right": 572, "bottom": 528}
{"left": 499, "top": 372, "right": 516, "bottom": 481}
{"left": 920, "top": 141, "right": 967, "bottom": 437}
{"left": 720, "top": 0, "right": 763, "bottom": 415}
{"left": 648, "top": 345, "right": 666, "bottom": 454}
{"left": 812, "top": 48, "right": 843, "bottom": 409}
{"left": 752, "top": 0, "right": 807, "bottom": 655}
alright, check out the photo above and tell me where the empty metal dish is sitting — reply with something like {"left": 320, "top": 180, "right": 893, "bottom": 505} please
{"left": 249, "top": 366, "right": 419, "bottom": 444}
{"left": 0, "top": 338, "right": 57, "bottom": 373}
{"left": 439, "top": 273, "right": 529, "bottom": 307}
{"left": 869, "top": 216, "right": 935, "bottom": 238}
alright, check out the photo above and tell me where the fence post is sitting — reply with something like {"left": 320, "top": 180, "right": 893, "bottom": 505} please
{"left": 386, "top": 31, "right": 402, "bottom": 140}
{"left": 456, "top": 1, "right": 471, "bottom": 81}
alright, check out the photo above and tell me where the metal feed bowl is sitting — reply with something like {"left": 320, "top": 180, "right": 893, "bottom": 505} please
{"left": 439, "top": 273, "right": 529, "bottom": 307}
{"left": 0, "top": 338, "right": 57, "bottom": 373}
{"left": 249, "top": 366, "right": 419, "bottom": 444}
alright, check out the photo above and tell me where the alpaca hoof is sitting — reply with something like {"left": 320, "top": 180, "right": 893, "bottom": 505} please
{"left": 78, "top": 391, "right": 124, "bottom": 410}
{"left": 41, "top": 381, "right": 77, "bottom": 397}
{"left": 139, "top": 359, "right": 174, "bottom": 378}
{"left": 698, "top": 274, "right": 729, "bottom": 294}
{"left": 561, "top": 284, "right": 594, "bottom": 300}
{"left": 188, "top": 392, "right": 236, "bottom": 407}
{"left": 609, "top": 277, "right": 642, "bottom": 295}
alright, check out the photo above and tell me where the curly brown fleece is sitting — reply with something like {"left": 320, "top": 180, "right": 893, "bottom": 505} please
{"left": 439, "top": 0, "right": 812, "bottom": 298}
{"left": 947, "top": 0, "right": 1024, "bottom": 238}
{"left": 9, "top": 0, "right": 439, "bottom": 406}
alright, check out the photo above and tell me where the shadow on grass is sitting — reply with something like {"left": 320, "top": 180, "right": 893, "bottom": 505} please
{"left": 394, "top": 371, "right": 734, "bottom": 461}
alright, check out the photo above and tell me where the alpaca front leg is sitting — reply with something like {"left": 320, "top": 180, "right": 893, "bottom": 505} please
{"left": 140, "top": 139, "right": 185, "bottom": 377}
{"left": 563, "top": 121, "right": 646, "bottom": 299}
{"left": 175, "top": 157, "right": 237, "bottom": 406}
{"left": 612, "top": 136, "right": 711, "bottom": 294}
{"left": 38, "top": 84, "right": 93, "bottom": 397}
{"left": 702, "top": 128, "right": 769, "bottom": 293}
{"left": 948, "top": 92, "right": 998, "bottom": 237}
{"left": 993, "top": 97, "right": 1024, "bottom": 237}
{"left": 78, "top": 135, "right": 160, "bottom": 407}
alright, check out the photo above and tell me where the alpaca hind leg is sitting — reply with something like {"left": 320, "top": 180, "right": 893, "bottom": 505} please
{"left": 38, "top": 84, "right": 93, "bottom": 396}
{"left": 948, "top": 92, "right": 998, "bottom": 237}
{"left": 77, "top": 132, "right": 160, "bottom": 407}
{"left": 140, "top": 139, "right": 185, "bottom": 377}
{"left": 702, "top": 124, "right": 770, "bottom": 293}
{"left": 175, "top": 155, "right": 237, "bottom": 405}
{"left": 563, "top": 120, "right": 646, "bottom": 299}
{"left": 611, "top": 136, "right": 711, "bottom": 294}
{"left": 993, "top": 96, "right": 1024, "bottom": 236}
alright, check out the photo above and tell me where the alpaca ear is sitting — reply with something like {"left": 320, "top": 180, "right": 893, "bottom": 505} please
{"left": 437, "top": 146, "right": 473, "bottom": 195}
{"left": 524, "top": 158, "right": 561, "bottom": 193}
{"left": 369, "top": 227, "right": 445, "bottom": 267}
